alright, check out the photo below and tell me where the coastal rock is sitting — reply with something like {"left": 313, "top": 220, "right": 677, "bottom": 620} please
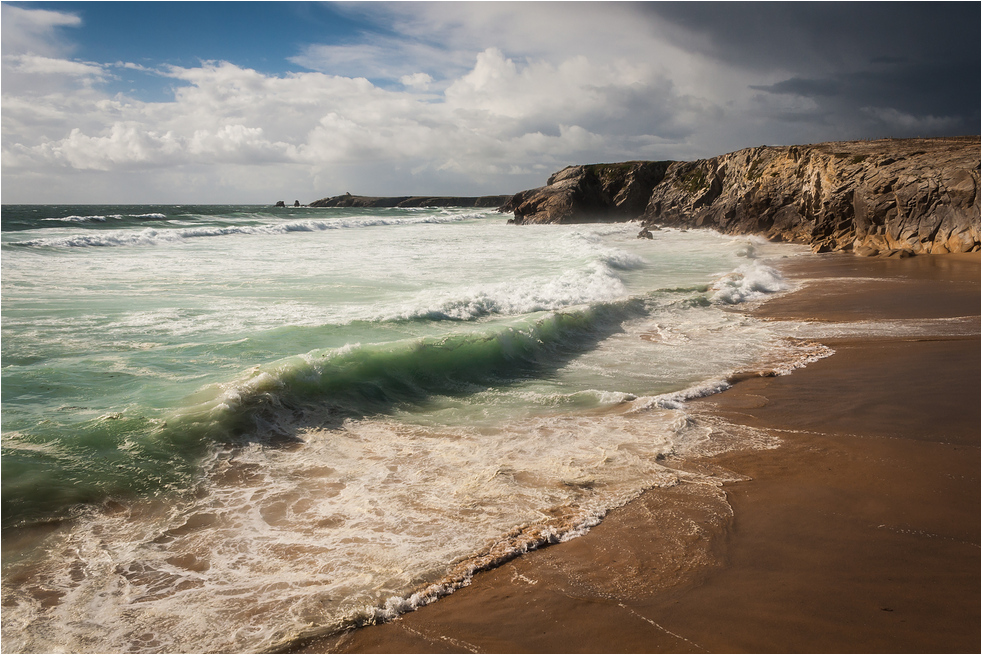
{"left": 308, "top": 194, "right": 512, "bottom": 208}
{"left": 500, "top": 161, "right": 671, "bottom": 224}
{"left": 641, "top": 137, "right": 980, "bottom": 256}
{"left": 504, "top": 137, "right": 980, "bottom": 256}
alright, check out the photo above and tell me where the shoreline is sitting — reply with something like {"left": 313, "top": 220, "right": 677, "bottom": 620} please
{"left": 288, "top": 250, "right": 980, "bottom": 654}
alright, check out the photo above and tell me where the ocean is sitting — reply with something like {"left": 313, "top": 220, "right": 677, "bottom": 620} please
{"left": 2, "top": 204, "right": 821, "bottom": 652}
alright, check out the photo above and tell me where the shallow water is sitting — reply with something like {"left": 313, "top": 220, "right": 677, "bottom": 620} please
{"left": 3, "top": 205, "right": 816, "bottom": 652}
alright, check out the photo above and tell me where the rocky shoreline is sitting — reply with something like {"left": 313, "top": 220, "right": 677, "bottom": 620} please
{"left": 308, "top": 193, "right": 511, "bottom": 208}
{"left": 301, "top": 137, "right": 979, "bottom": 257}
{"left": 503, "top": 136, "right": 980, "bottom": 257}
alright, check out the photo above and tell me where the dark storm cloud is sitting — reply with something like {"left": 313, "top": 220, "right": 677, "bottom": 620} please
{"left": 646, "top": 2, "right": 978, "bottom": 71}
{"left": 647, "top": 2, "right": 981, "bottom": 136}
{"left": 753, "top": 61, "right": 980, "bottom": 116}
{"left": 751, "top": 78, "right": 843, "bottom": 97}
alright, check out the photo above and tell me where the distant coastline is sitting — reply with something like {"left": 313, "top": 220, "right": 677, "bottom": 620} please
{"left": 306, "top": 193, "right": 511, "bottom": 209}
{"left": 303, "top": 136, "right": 981, "bottom": 258}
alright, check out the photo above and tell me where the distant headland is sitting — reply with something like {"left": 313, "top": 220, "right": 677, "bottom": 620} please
{"left": 306, "top": 192, "right": 511, "bottom": 209}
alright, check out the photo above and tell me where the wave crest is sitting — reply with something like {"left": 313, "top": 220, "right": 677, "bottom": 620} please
{"left": 177, "top": 301, "right": 646, "bottom": 441}
{"left": 710, "top": 260, "right": 789, "bottom": 304}
{"left": 11, "top": 214, "right": 473, "bottom": 248}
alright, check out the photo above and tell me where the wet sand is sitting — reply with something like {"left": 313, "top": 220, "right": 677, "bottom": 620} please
{"left": 290, "top": 252, "right": 980, "bottom": 654}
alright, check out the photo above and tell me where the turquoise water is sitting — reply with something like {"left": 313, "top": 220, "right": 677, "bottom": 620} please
{"left": 2, "top": 205, "right": 810, "bottom": 652}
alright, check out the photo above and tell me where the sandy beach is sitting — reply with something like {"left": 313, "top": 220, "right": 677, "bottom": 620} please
{"left": 289, "top": 251, "right": 980, "bottom": 654}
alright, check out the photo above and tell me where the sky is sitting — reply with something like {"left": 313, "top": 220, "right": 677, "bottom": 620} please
{"left": 2, "top": 1, "right": 979, "bottom": 204}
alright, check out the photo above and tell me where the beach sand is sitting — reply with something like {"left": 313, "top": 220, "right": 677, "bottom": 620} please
{"left": 290, "top": 252, "right": 980, "bottom": 654}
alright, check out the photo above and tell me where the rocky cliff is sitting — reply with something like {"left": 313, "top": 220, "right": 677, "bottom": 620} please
{"left": 501, "top": 161, "right": 671, "bottom": 224}
{"left": 309, "top": 193, "right": 511, "bottom": 208}
{"left": 503, "top": 137, "right": 980, "bottom": 256}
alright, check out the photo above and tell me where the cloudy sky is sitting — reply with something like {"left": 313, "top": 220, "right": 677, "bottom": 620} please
{"left": 2, "top": 1, "right": 978, "bottom": 204}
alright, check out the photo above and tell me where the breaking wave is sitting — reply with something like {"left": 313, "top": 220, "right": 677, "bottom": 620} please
{"left": 710, "top": 258, "right": 789, "bottom": 304}
{"left": 381, "top": 261, "right": 636, "bottom": 322}
{"left": 41, "top": 213, "right": 168, "bottom": 223}
{"left": 9, "top": 214, "right": 475, "bottom": 248}
{"left": 183, "top": 300, "right": 649, "bottom": 435}
{"left": 1, "top": 299, "right": 646, "bottom": 528}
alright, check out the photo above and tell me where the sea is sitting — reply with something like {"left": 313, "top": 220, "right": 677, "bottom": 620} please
{"left": 2, "top": 204, "right": 827, "bottom": 652}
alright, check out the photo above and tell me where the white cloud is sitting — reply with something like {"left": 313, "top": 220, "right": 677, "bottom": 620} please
{"left": 2, "top": 4, "right": 741, "bottom": 201}
{"left": 1, "top": 4, "right": 81, "bottom": 57}
{"left": 116, "top": 61, "right": 156, "bottom": 73}
{"left": 5, "top": 41, "right": 709, "bottom": 201}
{"left": 1, "top": 6, "right": 109, "bottom": 97}
{"left": 4, "top": 53, "right": 107, "bottom": 79}
{"left": 7, "top": 3, "right": 966, "bottom": 203}
{"left": 188, "top": 124, "right": 294, "bottom": 162}
{"left": 400, "top": 72, "right": 433, "bottom": 90}
{"left": 37, "top": 123, "right": 183, "bottom": 170}
{"left": 289, "top": 37, "right": 469, "bottom": 86}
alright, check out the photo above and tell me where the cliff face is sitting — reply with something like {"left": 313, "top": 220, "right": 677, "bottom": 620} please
{"left": 502, "top": 161, "right": 670, "bottom": 224}
{"left": 643, "top": 137, "right": 980, "bottom": 255}
{"left": 503, "top": 137, "right": 980, "bottom": 256}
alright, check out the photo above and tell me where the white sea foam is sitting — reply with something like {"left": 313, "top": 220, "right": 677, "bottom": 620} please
{"left": 772, "top": 315, "right": 981, "bottom": 339}
{"left": 382, "top": 260, "right": 629, "bottom": 321}
{"left": 1, "top": 209, "right": 831, "bottom": 653}
{"left": 41, "top": 214, "right": 111, "bottom": 222}
{"left": 633, "top": 379, "right": 734, "bottom": 411}
{"left": 598, "top": 249, "right": 647, "bottom": 270}
{"left": 709, "top": 259, "right": 789, "bottom": 304}
{"left": 1, "top": 410, "right": 687, "bottom": 653}
{"left": 14, "top": 213, "right": 474, "bottom": 248}
{"left": 40, "top": 212, "right": 167, "bottom": 223}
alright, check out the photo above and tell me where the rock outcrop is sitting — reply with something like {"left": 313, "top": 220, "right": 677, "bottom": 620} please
{"left": 503, "top": 137, "right": 980, "bottom": 256}
{"left": 501, "top": 161, "right": 670, "bottom": 224}
{"left": 309, "top": 193, "right": 511, "bottom": 208}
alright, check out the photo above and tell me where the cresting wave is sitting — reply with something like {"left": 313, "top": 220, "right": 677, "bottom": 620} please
{"left": 710, "top": 259, "right": 789, "bottom": 304}
{"left": 0, "top": 232, "right": 794, "bottom": 531}
{"left": 180, "top": 299, "right": 650, "bottom": 438}
{"left": 1, "top": 258, "right": 783, "bottom": 531}
{"left": 8, "top": 212, "right": 476, "bottom": 248}
{"left": 40, "top": 213, "right": 168, "bottom": 223}
{"left": 380, "top": 255, "right": 644, "bottom": 322}
{"left": 185, "top": 254, "right": 789, "bottom": 442}
{"left": 0, "top": 298, "right": 646, "bottom": 528}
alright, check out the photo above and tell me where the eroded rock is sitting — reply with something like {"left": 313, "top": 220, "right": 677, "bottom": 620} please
{"left": 499, "top": 161, "right": 671, "bottom": 224}
{"left": 639, "top": 137, "right": 979, "bottom": 256}
{"left": 503, "top": 137, "right": 980, "bottom": 256}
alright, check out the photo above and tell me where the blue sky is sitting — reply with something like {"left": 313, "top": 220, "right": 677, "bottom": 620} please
{"left": 2, "top": 1, "right": 979, "bottom": 203}
{"left": 13, "top": 3, "right": 378, "bottom": 84}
